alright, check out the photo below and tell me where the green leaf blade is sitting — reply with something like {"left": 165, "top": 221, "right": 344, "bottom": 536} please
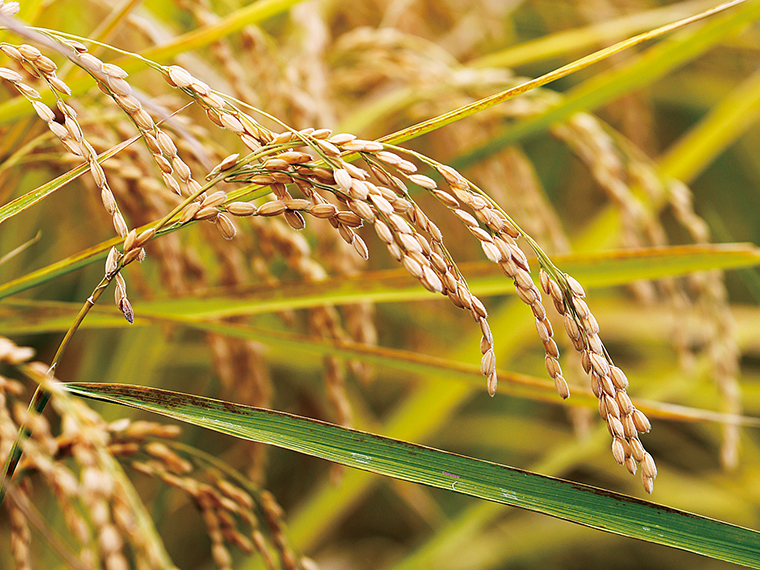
{"left": 63, "top": 382, "right": 760, "bottom": 568}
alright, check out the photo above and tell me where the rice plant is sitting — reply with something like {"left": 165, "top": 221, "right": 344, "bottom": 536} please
{"left": 1, "top": 0, "right": 760, "bottom": 568}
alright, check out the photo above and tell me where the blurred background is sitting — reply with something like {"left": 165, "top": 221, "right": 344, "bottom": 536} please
{"left": 1, "top": 0, "right": 760, "bottom": 568}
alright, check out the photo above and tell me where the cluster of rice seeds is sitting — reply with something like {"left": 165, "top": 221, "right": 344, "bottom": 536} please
{"left": 159, "top": 65, "right": 380, "bottom": 260}
{"left": 124, "top": 442, "right": 307, "bottom": 570}
{"left": 0, "top": 42, "right": 70, "bottom": 96}
{"left": 52, "top": 391, "right": 163, "bottom": 570}
{"left": 157, "top": 64, "right": 370, "bottom": 260}
{"left": 434, "top": 164, "right": 573, "bottom": 399}
{"left": 0, "top": 42, "right": 200, "bottom": 325}
{"left": 538, "top": 270, "right": 657, "bottom": 492}
{"left": 0, "top": 44, "right": 138, "bottom": 243}
{"left": 558, "top": 113, "right": 741, "bottom": 472}
{"left": 333, "top": 153, "right": 504, "bottom": 391}
{"left": 178, "top": 155, "right": 366, "bottom": 262}
{"left": 5, "top": 373, "right": 97, "bottom": 567}
{"left": 60, "top": 47, "right": 247, "bottom": 247}
{"left": 255, "top": 131, "right": 377, "bottom": 260}
{"left": 12, "top": 388, "right": 132, "bottom": 570}
{"left": 335, "top": 143, "right": 501, "bottom": 391}
{"left": 163, "top": 65, "right": 271, "bottom": 152}
{"left": 102, "top": 424, "right": 195, "bottom": 570}
{"left": 70, "top": 47, "right": 259, "bottom": 262}
{"left": 0, "top": 343, "right": 172, "bottom": 569}
{"left": 665, "top": 181, "right": 741, "bottom": 469}
{"left": 556, "top": 115, "right": 735, "bottom": 476}
{"left": 333, "top": 146, "right": 516, "bottom": 389}
{"left": 0, "top": 341, "right": 87, "bottom": 570}
{"left": 31, "top": 373, "right": 165, "bottom": 570}
{"left": 365, "top": 155, "right": 657, "bottom": 489}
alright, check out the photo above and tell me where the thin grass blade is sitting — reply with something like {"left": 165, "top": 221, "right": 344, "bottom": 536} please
{"left": 383, "top": 0, "right": 749, "bottom": 147}
{"left": 2, "top": 300, "right": 758, "bottom": 428}
{"left": 1, "top": 241, "right": 757, "bottom": 304}
{"left": 0, "top": 135, "right": 137, "bottom": 225}
{"left": 140, "top": 0, "right": 305, "bottom": 65}
{"left": 93, "top": 244, "right": 760, "bottom": 318}
{"left": 471, "top": 0, "right": 719, "bottom": 69}
{"left": 0, "top": 231, "right": 40, "bottom": 266}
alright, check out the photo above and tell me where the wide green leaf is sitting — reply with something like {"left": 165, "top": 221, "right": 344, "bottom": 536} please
{"left": 63, "top": 382, "right": 760, "bottom": 568}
